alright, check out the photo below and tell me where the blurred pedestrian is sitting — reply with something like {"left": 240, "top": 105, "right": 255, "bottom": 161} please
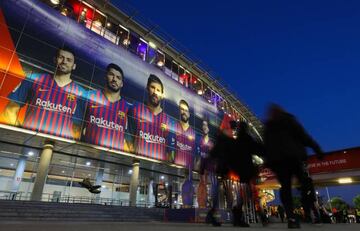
{"left": 205, "top": 120, "right": 263, "bottom": 227}
{"left": 300, "top": 174, "right": 321, "bottom": 223}
{"left": 278, "top": 204, "right": 285, "bottom": 223}
{"left": 263, "top": 104, "right": 324, "bottom": 229}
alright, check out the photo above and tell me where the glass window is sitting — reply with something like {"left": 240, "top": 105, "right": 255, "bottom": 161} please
{"left": 204, "top": 84, "right": 213, "bottom": 104}
{"left": 171, "top": 61, "right": 179, "bottom": 81}
{"left": 214, "top": 93, "right": 221, "bottom": 108}
{"left": 59, "top": 1, "right": 77, "bottom": 20}
{"left": 147, "top": 44, "right": 157, "bottom": 64}
{"left": 217, "top": 97, "right": 224, "bottom": 110}
{"left": 179, "top": 68, "right": 190, "bottom": 87}
{"left": 66, "top": 0, "right": 95, "bottom": 28}
{"left": 42, "top": 0, "right": 76, "bottom": 20}
{"left": 190, "top": 74, "right": 203, "bottom": 95}
{"left": 155, "top": 50, "right": 165, "bottom": 68}
{"left": 165, "top": 55, "right": 172, "bottom": 70}
{"left": 91, "top": 10, "right": 107, "bottom": 36}
{"left": 128, "top": 32, "right": 141, "bottom": 55}
{"left": 117, "top": 25, "right": 130, "bottom": 48}
{"left": 164, "top": 55, "right": 172, "bottom": 77}
{"left": 103, "top": 19, "right": 118, "bottom": 44}
{"left": 137, "top": 39, "right": 148, "bottom": 61}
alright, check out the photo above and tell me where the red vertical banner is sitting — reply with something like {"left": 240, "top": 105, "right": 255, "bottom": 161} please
{"left": 0, "top": 10, "right": 26, "bottom": 124}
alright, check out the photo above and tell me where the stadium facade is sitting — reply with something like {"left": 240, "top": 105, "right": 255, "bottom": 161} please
{"left": 0, "top": 0, "right": 263, "bottom": 209}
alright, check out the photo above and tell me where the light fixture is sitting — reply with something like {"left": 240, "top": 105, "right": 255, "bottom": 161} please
{"left": 123, "top": 39, "right": 130, "bottom": 46}
{"left": 165, "top": 183, "right": 168, "bottom": 187}
{"left": 149, "top": 41, "right": 156, "bottom": 49}
{"left": 106, "top": 22, "right": 111, "bottom": 28}
{"left": 157, "top": 60, "right": 164, "bottom": 67}
{"left": 88, "top": 174, "right": 91, "bottom": 177}
{"left": 50, "top": 0, "right": 60, "bottom": 5}
{"left": 160, "top": 175, "right": 165, "bottom": 180}
{"left": 60, "top": 8, "right": 68, "bottom": 16}
{"left": 197, "top": 90, "right": 203, "bottom": 95}
{"left": 102, "top": 185, "right": 106, "bottom": 188}
{"left": 338, "top": 178, "right": 352, "bottom": 184}
{"left": 27, "top": 151, "right": 34, "bottom": 156}
{"left": 94, "top": 20, "right": 102, "bottom": 27}
{"left": 61, "top": 170, "right": 65, "bottom": 174}
{"left": 86, "top": 161, "right": 91, "bottom": 166}
{"left": 10, "top": 163, "right": 14, "bottom": 167}
{"left": 128, "top": 169, "right": 133, "bottom": 175}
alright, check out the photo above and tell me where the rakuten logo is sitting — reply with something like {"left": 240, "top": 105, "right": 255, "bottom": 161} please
{"left": 90, "top": 115, "right": 124, "bottom": 131}
{"left": 177, "top": 141, "right": 192, "bottom": 151}
{"left": 139, "top": 130, "right": 165, "bottom": 144}
{"left": 35, "top": 98, "right": 74, "bottom": 114}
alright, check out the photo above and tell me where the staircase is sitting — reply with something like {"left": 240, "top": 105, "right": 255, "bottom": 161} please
{"left": 0, "top": 200, "right": 165, "bottom": 222}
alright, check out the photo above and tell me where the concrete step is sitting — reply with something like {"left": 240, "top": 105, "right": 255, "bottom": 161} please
{"left": 0, "top": 200, "right": 164, "bottom": 222}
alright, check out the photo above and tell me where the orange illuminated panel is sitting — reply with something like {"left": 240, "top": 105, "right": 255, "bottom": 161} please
{"left": 0, "top": 10, "right": 26, "bottom": 123}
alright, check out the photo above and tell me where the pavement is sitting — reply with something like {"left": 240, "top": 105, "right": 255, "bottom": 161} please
{"left": 0, "top": 222, "right": 358, "bottom": 231}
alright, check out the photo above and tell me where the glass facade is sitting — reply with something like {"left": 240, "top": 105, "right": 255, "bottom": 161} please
{"left": 0, "top": 0, "right": 259, "bottom": 212}
{"left": 0, "top": 138, "right": 191, "bottom": 207}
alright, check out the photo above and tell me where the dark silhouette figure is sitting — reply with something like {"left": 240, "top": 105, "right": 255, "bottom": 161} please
{"left": 263, "top": 104, "right": 324, "bottom": 229}
{"left": 300, "top": 175, "right": 321, "bottom": 223}
{"left": 232, "top": 202, "right": 250, "bottom": 227}
{"left": 205, "top": 121, "right": 263, "bottom": 227}
{"left": 209, "top": 121, "right": 262, "bottom": 184}
{"left": 79, "top": 178, "right": 101, "bottom": 194}
{"left": 206, "top": 207, "right": 221, "bottom": 226}
{"left": 278, "top": 205, "right": 285, "bottom": 223}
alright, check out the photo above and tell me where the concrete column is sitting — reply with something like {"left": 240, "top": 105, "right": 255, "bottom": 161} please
{"left": 219, "top": 183, "right": 225, "bottom": 209}
{"left": 94, "top": 166, "right": 104, "bottom": 203}
{"left": 95, "top": 168, "right": 104, "bottom": 187}
{"left": 129, "top": 159, "right": 140, "bottom": 206}
{"left": 147, "top": 180, "right": 155, "bottom": 207}
{"left": 11, "top": 155, "right": 27, "bottom": 193}
{"left": 30, "top": 140, "right": 54, "bottom": 201}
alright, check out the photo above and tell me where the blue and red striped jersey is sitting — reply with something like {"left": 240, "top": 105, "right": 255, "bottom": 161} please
{"left": 83, "top": 90, "right": 131, "bottom": 150}
{"left": 8, "top": 73, "right": 86, "bottom": 139}
{"left": 175, "top": 123, "right": 196, "bottom": 167}
{"left": 197, "top": 136, "right": 216, "bottom": 172}
{"left": 198, "top": 136, "right": 214, "bottom": 159}
{"left": 128, "top": 102, "right": 175, "bottom": 161}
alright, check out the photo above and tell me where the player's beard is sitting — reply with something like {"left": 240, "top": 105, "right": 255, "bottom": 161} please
{"left": 55, "top": 64, "right": 72, "bottom": 76}
{"left": 106, "top": 81, "right": 120, "bottom": 93}
{"left": 181, "top": 113, "right": 189, "bottom": 123}
{"left": 149, "top": 93, "right": 160, "bottom": 107}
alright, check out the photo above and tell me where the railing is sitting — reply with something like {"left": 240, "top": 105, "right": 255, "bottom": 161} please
{"left": 0, "top": 190, "right": 153, "bottom": 207}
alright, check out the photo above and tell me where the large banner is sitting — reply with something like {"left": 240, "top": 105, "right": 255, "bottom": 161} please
{"left": 0, "top": 0, "right": 226, "bottom": 168}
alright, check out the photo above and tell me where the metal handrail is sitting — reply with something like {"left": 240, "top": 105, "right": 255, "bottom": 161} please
{"left": 0, "top": 190, "right": 154, "bottom": 207}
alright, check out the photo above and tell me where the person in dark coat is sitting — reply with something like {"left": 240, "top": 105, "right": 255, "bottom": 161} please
{"left": 263, "top": 104, "right": 324, "bottom": 229}
{"left": 277, "top": 204, "right": 285, "bottom": 223}
{"left": 231, "top": 122, "right": 263, "bottom": 184}
{"left": 207, "top": 121, "right": 263, "bottom": 227}
{"left": 209, "top": 121, "right": 263, "bottom": 184}
{"left": 300, "top": 174, "right": 321, "bottom": 223}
